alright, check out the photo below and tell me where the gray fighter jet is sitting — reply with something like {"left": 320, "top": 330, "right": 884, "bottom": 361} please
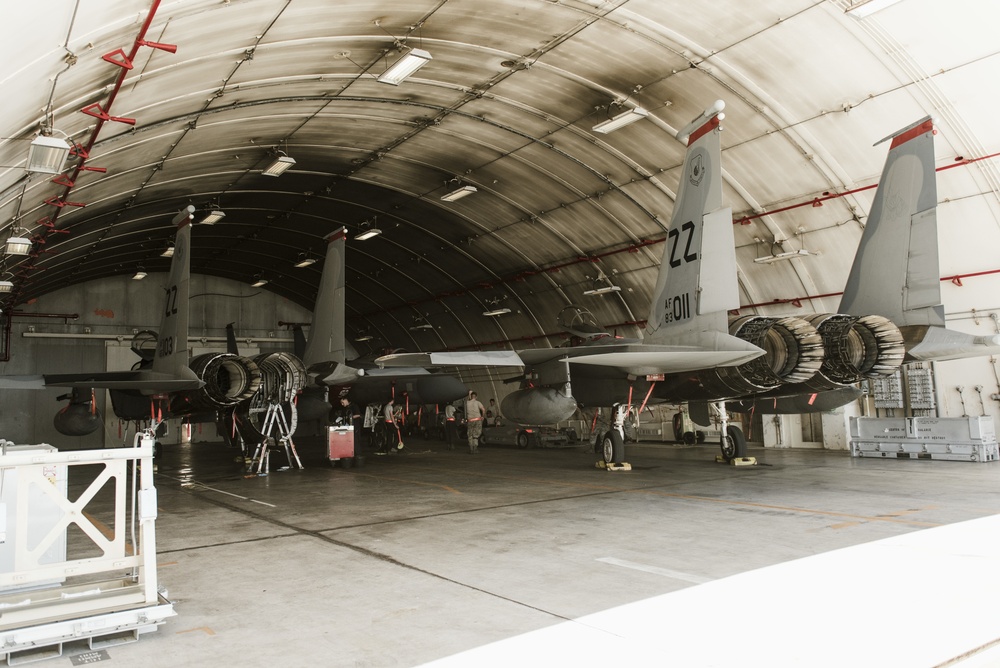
{"left": 376, "top": 107, "right": 1000, "bottom": 462}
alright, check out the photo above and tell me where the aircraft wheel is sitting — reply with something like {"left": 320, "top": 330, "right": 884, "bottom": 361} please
{"left": 340, "top": 457, "right": 354, "bottom": 469}
{"left": 602, "top": 430, "right": 625, "bottom": 465}
{"left": 682, "top": 431, "right": 696, "bottom": 445}
{"left": 696, "top": 431, "right": 706, "bottom": 444}
{"left": 352, "top": 455, "right": 365, "bottom": 468}
{"left": 672, "top": 413, "right": 684, "bottom": 443}
{"left": 516, "top": 432, "right": 531, "bottom": 449}
{"left": 720, "top": 425, "right": 747, "bottom": 462}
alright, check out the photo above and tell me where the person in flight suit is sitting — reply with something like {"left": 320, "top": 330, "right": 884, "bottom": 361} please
{"left": 464, "top": 391, "right": 487, "bottom": 454}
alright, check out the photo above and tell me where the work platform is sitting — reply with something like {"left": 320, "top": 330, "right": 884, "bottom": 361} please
{"left": 0, "top": 438, "right": 173, "bottom": 666}
{"left": 52, "top": 435, "right": 1000, "bottom": 667}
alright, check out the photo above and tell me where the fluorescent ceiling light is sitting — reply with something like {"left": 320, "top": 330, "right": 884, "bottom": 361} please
{"left": 26, "top": 135, "right": 71, "bottom": 174}
{"left": 5, "top": 236, "right": 32, "bottom": 255}
{"left": 355, "top": 334, "right": 373, "bottom": 342}
{"left": 583, "top": 285, "right": 621, "bottom": 296}
{"left": 592, "top": 107, "right": 649, "bottom": 134}
{"left": 409, "top": 323, "right": 433, "bottom": 331}
{"left": 294, "top": 257, "right": 317, "bottom": 268}
{"left": 132, "top": 271, "right": 147, "bottom": 280}
{"left": 441, "top": 185, "right": 477, "bottom": 202}
{"left": 263, "top": 155, "right": 295, "bottom": 177}
{"left": 0, "top": 280, "right": 13, "bottom": 293}
{"left": 355, "top": 227, "right": 382, "bottom": 241}
{"left": 845, "top": 0, "right": 904, "bottom": 17}
{"left": 483, "top": 307, "right": 511, "bottom": 317}
{"left": 377, "top": 48, "right": 432, "bottom": 85}
{"left": 251, "top": 278, "right": 268, "bottom": 288}
{"left": 200, "top": 210, "right": 226, "bottom": 225}
{"left": 753, "top": 249, "right": 816, "bottom": 264}
{"left": 161, "top": 245, "right": 175, "bottom": 258}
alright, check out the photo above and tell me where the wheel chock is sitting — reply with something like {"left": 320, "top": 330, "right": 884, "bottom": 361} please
{"left": 596, "top": 460, "right": 632, "bottom": 471}
{"left": 715, "top": 456, "right": 758, "bottom": 466}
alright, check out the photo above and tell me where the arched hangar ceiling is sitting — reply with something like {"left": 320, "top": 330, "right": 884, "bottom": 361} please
{"left": 2, "top": 0, "right": 999, "bottom": 356}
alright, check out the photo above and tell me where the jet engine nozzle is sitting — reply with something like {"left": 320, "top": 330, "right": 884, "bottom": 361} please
{"left": 803, "top": 313, "right": 904, "bottom": 386}
{"left": 184, "top": 352, "right": 262, "bottom": 410}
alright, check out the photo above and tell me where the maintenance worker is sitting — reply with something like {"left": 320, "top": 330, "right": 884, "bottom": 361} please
{"left": 444, "top": 402, "right": 458, "bottom": 450}
{"left": 381, "top": 398, "right": 401, "bottom": 453}
{"left": 465, "top": 391, "right": 487, "bottom": 454}
{"left": 338, "top": 396, "right": 363, "bottom": 448}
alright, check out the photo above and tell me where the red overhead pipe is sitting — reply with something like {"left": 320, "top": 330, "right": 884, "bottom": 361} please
{"left": 7, "top": 0, "right": 169, "bottom": 306}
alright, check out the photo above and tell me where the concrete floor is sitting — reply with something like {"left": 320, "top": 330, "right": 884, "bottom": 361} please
{"left": 63, "top": 435, "right": 1000, "bottom": 667}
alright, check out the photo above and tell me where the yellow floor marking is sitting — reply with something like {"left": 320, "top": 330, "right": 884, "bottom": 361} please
{"left": 176, "top": 627, "right": 216, "bottom": 636}
{"left": 829, "top": 522, "right": 861, "bottom": 530}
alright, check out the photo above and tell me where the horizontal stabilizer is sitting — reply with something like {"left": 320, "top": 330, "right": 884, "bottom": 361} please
{"left": 906, "top": 327, "right": 1000, "bottom": 362}
{"left": 376, "top": 350, "right": 525, "bottom": 368}
{"left": 0, "top": 375, "right": 48, "bottom": 390}
{"left": 41, "top": 370, "right": 204, "bottom": 391}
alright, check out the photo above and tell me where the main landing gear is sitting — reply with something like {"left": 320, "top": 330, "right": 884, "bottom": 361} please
{"left": 595, "top": 404, "right": 632, "bottom": 472}
{"left": 715, "top": 401, "right": 755, "bottom": 466}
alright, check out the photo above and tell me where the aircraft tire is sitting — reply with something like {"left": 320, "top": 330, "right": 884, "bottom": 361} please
{"left": 602, "top": 429, "right": 625, "bottom": 465}
{"left": 672, "top": 413, "right": 684, "bottom": 443}
{"left": 516, "top": 432, "right": 531, "bottom": 449}
{"left": 720, "top": 425, "right": 747, "bottom": 462}
{"left": 682, "top": 431, "right": 696, "bottom": 445}
{"left": 696, "top": 431, "right": 706, "bottom": 444}
{"left": 352, "top": 455, "right": 365, "bottom": 468}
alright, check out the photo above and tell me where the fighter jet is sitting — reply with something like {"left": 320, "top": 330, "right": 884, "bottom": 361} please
{"left": 0, "top": 206, "right": 268, "bottom": 437}
{"left": 378, "top": 109, "right": 1000, "bottom": 463}
{"left": 376, "top": 101, "right": 771, "bottom": 456}
{"left": 293, "top": 228, "right": 469, "bottom": 431}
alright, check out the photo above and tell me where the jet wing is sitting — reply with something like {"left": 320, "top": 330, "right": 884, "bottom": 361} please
{"left": 519, "top": 343, "right": 763, "bottom": 374}
{"left": 0, "top": 370, "right": 204, "bottom": 391}
{"left": 377, "top": 344, "right": 762, "bottom": 375}
{"left": 376, "top": 351, "right": 525, "bottom": 368}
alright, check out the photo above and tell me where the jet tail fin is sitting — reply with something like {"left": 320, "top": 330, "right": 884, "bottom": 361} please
{"left": 838, "top": 117, "right": 945, "bottom": 326}
{"left": 225, "top": 322, "right": 239, "bottom": 355}
{"left": 292, "top": 325, "right": 307, "bottom": 359}
{"left": 151, "top": 206, "right": 195, "bottom": 378}
{"left": 644, "top": 101, "right": 757, "bottom": 357}
{"left": 303, "top": 227, "right": 347, "bottom": 368}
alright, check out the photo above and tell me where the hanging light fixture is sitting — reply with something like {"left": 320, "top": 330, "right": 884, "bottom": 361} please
{"left": 592, "top": 106, "right": 649, "bottom": 134}
{"left": 5, "top": 234, "right": 32, "bottom": 256}
{"left": 132, "top": 268, "right": 147, "bottom": 280}
{"left": 441, "top": 185, "right": 477, "bottom": 202}
{"left": 482, "top": 297, "right": 511, "bottom": 317}
{"left": 583, "top": 271, "right": 622, "bottom": 296}
{"left": 355, "top": 219, "right": 382, "bottom": 241}
{"left": 0, "top": 276, "right": 13, "bottom": 293}
{"left": 294, "top": 254, "right": 317, "bottom": 268}
{"left": 200, "top": 210, "right": 226, "bottom": 225}
{"left": 262, "top": 153, "right": 295, "bottom": 177}
{"left": 377, "top": 47, "right": 432, "bottom": 85}
{"left": 26, "top": 135, "right": 72, "bottom": 174}
{"left": 160, "top": 244, "right": 175, "bottom": 258}
{"left": 251, "top": 275, "right": 268, "bottom": 288}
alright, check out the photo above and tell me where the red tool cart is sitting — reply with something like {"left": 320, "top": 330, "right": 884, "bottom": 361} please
{"left": 328, "top": 425, "right": 357, "bottom": 468}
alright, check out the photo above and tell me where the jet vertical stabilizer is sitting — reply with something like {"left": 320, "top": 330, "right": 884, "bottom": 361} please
{"left": 151, "top": 206, "right": 195, "bottom": 380}
{"left": 644, "top": 101, "right": 761, "bottom": 359}
{"left": 840, "top": 117, "right": 1000, "bottom": 362}
{"left": 301, "top": 227, "right": 361, "bottom": 387}
{"left": 840, "top": 117, "right": 944, "bottom": 327}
